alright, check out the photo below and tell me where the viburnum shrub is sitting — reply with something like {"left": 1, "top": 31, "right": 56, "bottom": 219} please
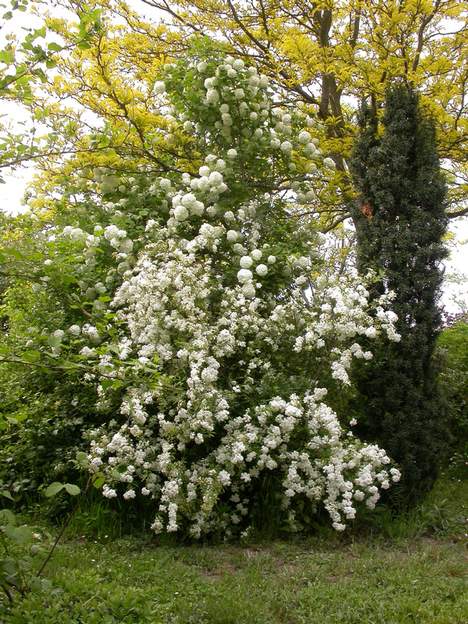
{"left": 2, "top": 48, "right": 401, "bottom": 537}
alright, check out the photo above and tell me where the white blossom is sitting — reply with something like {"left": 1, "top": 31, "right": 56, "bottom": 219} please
{"left": 76, "top": 54, "right": 403, "bottom": 540}
{"left": 240, "top": 256, "right": 253, "bottom": 269}
{"left": 237, "top": 268, "right": 253, "bottom": 283}
{"left": 154, "top": 81, "right": 166, "bottom": 94}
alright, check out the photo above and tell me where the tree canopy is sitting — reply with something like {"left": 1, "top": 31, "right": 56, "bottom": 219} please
{"left": 1, "top": 0, "right": 466, "bottom": 228}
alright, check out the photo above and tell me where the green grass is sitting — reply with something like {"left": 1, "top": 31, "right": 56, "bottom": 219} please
{"left": 2, "top": 535, "right": 466, "bottom": 624}
{"left": 1, "top": 478, "right": 467, "bottom": 624}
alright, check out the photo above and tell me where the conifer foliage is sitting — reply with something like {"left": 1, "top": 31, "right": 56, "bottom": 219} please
{"left": 350, "top": 84, "right": 449, "bottom": 506}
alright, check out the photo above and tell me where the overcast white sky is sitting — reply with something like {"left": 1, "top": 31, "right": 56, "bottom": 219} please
{"left": 1, "top": 0, "right": 466, "bottom": 313}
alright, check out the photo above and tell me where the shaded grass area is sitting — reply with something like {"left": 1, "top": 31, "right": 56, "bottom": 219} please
{"left": 1, "top": 478, "right": 467, "bottom": 624}
{"left": 2, "top": 536, "right": 466, "bottom": 624}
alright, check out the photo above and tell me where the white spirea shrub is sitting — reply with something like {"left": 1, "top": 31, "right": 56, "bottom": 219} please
{"left": 59, "top": 49, "right": 402, "bottom": 537}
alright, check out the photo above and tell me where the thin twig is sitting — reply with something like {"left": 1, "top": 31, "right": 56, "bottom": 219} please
{"left": 36, "top": 477, "right": 92, "bottom": 578}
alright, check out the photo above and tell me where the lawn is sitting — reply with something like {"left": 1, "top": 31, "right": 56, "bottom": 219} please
{"left": 1, "top": 479, "right": 467, "bottom": 624}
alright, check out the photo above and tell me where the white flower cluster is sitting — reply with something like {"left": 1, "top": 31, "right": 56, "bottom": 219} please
{"left": 85, "top": 221, "right": 401, "bottom": 536}
{"left": 68, "top": 53, "right": 403, "bottom": 538}
{"left": 171, "top": 51, "right": 334, "bottom": 193}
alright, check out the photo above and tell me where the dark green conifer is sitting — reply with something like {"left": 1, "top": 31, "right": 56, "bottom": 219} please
{"left": 350, "top": 83, "right": 449, "bottom": 506}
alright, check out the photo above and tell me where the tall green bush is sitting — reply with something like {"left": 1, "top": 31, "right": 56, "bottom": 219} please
{"left": 350, "top": 83, "right": 449, "bottom": 506}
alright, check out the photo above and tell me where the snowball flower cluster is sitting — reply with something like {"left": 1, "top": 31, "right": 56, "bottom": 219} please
{"left": 76, "top": 52, "right": 403, "bottom": 539}
{"left": 86, "top": 225, "right": 401, "bottom": 537}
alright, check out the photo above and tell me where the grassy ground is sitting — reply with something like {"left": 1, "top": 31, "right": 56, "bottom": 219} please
{"left": 1, "top": 478, "right": 467, "bottom": 624}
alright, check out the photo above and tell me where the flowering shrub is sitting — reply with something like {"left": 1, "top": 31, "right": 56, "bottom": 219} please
{"left": 80, "top": 53, "right": 401, "bottom": 536}
{"left": 1, "top": 47, "right": 401, "bottom": 536}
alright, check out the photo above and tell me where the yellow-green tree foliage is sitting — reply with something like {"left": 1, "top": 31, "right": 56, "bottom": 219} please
{"left": 3, "top": 1, "right": 467, "bottom": 226}
{"left": 139, "top": 0, "right": 467, "bottom": 221}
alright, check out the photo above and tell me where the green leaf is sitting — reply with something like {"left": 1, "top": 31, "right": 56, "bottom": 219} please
{"left": 44, "top": 482, "right": 64, "bottom": 497}
{"left": 0, "top": 74, "right": 16, "bottom": 89}
{"left": 64, "top": 483, "right": 80, "bottom": 496}
{"left": 34, "top": 68, "right": 47, "bottom": 83}
{"left": 0, "top": 49, "right": 14, "bottom": 64}
{"left": 0, "top": 509, "right": 16, "bottom": 525}
{"left": 6, "top": 411, "right": 28, "bottom": 425}
{"left": 3, "top": 524, "right": 33, "bottom": 544}
{"left": 22, "top": 350, "right": 41, "bottom": 363}
{"left": 76, "top": 451, "right": 88, "bottom": 465}
{"left": 47, "top": 42, "right": 62, "bottom": 52}
{"left": 29, "top": 576, "right": 52, "bottom": 593}
{"left": 1, "top": 557, "right": 20, "bottom": 579}
{"left": 32, "top": 26, "right": 47, "bottom": 40}
{"left": 0, "top": 490, "right": 14, "bottom": 501}
{"left": 92, "top": 475, "right": 106, "bottom": 489}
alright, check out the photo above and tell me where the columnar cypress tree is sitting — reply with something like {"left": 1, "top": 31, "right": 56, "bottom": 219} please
{"left": 350, "top": 83, "right": 449, "bottom": 506}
